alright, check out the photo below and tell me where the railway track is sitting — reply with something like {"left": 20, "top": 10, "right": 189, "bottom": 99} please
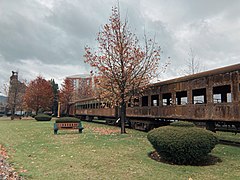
{"left": 219, "top": 139, "right": 240, "bottom": 147}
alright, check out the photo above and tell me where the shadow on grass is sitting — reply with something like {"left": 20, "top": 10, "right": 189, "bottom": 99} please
{"left": 148, "top": 151, "right": 222, "bottom": 166}
{"left": 53, "top": 131, "right": 82, "bottom": 135}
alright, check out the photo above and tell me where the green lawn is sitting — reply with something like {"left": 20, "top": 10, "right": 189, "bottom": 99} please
{"left": 216, "top": 131, "right": 240, "bottom": 143}
{"left": 0, "top": 118, "right": 240, "bottom": 180}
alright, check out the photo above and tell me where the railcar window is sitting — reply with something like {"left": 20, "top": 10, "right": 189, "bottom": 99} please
{"left": 134, "top": 98, "right": 139, "bottom": 107}
{"left": 176, "top": 91, "right": 188, "bottom": 105}
{"left": 162, "top": 93, "right": 172, "bottom": 106}
{"left": 128, "top": 99, "right": 131, "bottom": 107}
{"left": 100, "top": 103, "right": 106, "bottom": 108}
{"left": 151, "top": 95, "right": 159, "bottom": 106}
{"left": 142, "top": 96, "right": 149, "bottom": 106}
{"left": 192, "top": 88, "right": 207, "bottom": 104}
{"left": 213, "top": 85, "right": 231, "bottom": 103}
{"left": 76, "top": 103, "right": 80, "bottom": 109}
{"left": 106, "top": 102, "right": 111, "bottom": 108}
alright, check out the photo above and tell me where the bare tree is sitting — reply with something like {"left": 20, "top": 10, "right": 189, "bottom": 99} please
{"left": 0, "top": 83, "right": 9, "bottom": 97}
{"left": 0, "top": 83, "right": 8, "bottom": 115}
{"left": 84, "top": 6, "right": 162, "bottom": 133}
{"left": 182, "top": 48, "right": 202, "bottom": 75}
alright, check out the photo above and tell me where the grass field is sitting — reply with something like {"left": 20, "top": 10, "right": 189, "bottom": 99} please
{"left": 0, "top": 117, "right": 240, "bottom": 180}
{"left": 216, "top": 131, "right": 240, "bottom": 143}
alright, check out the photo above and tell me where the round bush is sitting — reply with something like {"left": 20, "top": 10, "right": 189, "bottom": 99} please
{"left": 170, "top": 121, "right": 195, "bottom": 127}
{"left": 35, "top": 114, "right": 52, "bottom": 121}
{"left": 147, "top": 125, "right": 218, "bottom": 165}
{"left": 55, "top": 117, "right": 80, "bottom": 123}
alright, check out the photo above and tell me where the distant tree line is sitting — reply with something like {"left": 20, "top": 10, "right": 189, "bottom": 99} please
{"left": 4, "top": 72, "right": 75, "bottom": 119}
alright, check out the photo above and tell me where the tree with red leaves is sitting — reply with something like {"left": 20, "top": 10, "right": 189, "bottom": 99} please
{"left": 84, "top": 6, "right": 162, "bottom": 133}
{"left": 24, "top": 76, "right": 54, "bottom": 114}
{"left": 59, "top": 78, "right": 74, "bottom": 115}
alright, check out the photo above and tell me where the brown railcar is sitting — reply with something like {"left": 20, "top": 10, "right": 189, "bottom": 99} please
{"left": 70, "top": 98, "right": 116, "bottom": 121}
{"left": 70, "top": 63, "right": 240, "bottom": 132}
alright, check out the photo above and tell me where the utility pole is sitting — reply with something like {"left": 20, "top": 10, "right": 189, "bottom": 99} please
{"left": 57, "top": 101, "right": 61, "bottom": 118}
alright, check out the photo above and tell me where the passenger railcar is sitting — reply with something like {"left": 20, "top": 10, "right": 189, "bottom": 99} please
{"left": 69, "top": 63, "right": 240, "bottom": 132}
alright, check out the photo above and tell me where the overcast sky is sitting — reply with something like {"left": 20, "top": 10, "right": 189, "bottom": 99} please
{"left": 0, "top": 0, "right": 240, "bottom": 95}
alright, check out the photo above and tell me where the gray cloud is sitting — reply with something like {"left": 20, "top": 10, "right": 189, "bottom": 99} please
{"left": 0, "top": 0, "right": 239, "bottom": 89}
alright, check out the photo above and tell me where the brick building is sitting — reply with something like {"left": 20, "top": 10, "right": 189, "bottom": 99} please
{"left": 7, "top": 71, "right": 26, "bottom": 118}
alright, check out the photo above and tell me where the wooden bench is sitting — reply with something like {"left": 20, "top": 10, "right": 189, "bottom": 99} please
{"left": 54, "top": 122, "right": 84, "bottom": 134}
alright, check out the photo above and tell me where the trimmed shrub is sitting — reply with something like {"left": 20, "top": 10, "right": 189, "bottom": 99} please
{"left": 170, "top": 121, "right": 195, "bottom": 127}
{"left": 55, "top": 117, "right": 80, "bottom": 123}
{"left": 35, "top": 114, "right": 52, "bottom": 121}
{"left": 147, "top": 125, "right": 218, "bottom": 165}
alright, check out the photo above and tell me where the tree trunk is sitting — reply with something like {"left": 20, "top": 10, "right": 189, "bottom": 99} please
{"left": 120, "top": 101, "right": 126, "bottom": 134}
{"left": 36, "top": 107, "right": 39, "bottom": 115}
{"left": 66, "top": 104, "right": 70, "bottom": 116}
{"left": 11, "top": 105, "right": 15, "bottom": 120}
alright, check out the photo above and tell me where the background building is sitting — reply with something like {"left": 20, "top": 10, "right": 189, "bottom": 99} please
{"left": 7, "top": 71, "right": 26, "bottom": 118}
{"left": 66, "top": 74, "right": 95, "bottom": 101}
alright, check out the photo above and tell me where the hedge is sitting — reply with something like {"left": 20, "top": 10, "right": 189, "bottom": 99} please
{"left": 147, "top": 124, "right": 218, "bottom": 165}
{"left": 55, "top": 117, "right": 81, "bottom": 123}
{"left": 35, "top": 114, "right": 52, "bottom": 121}
{"left": 170, "top": 121, "right": 195, "bottom": 127}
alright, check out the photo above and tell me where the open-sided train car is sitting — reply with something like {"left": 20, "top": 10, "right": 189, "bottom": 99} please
{"left": 69, "top": 63, "right": 240, "bottom": 132}
{"left": 69, "top": 97, "right": 117, "bottom": 121}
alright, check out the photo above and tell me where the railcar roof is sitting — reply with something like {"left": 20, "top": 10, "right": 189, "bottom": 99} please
{"left": 152, "top": 63, "right": 240, "bottom": 87}
{"left": 71, "top": 63, "right": 240, "bottom": 103}
{"left": 70, "top": 97, "right": 98, "bottom": 104}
